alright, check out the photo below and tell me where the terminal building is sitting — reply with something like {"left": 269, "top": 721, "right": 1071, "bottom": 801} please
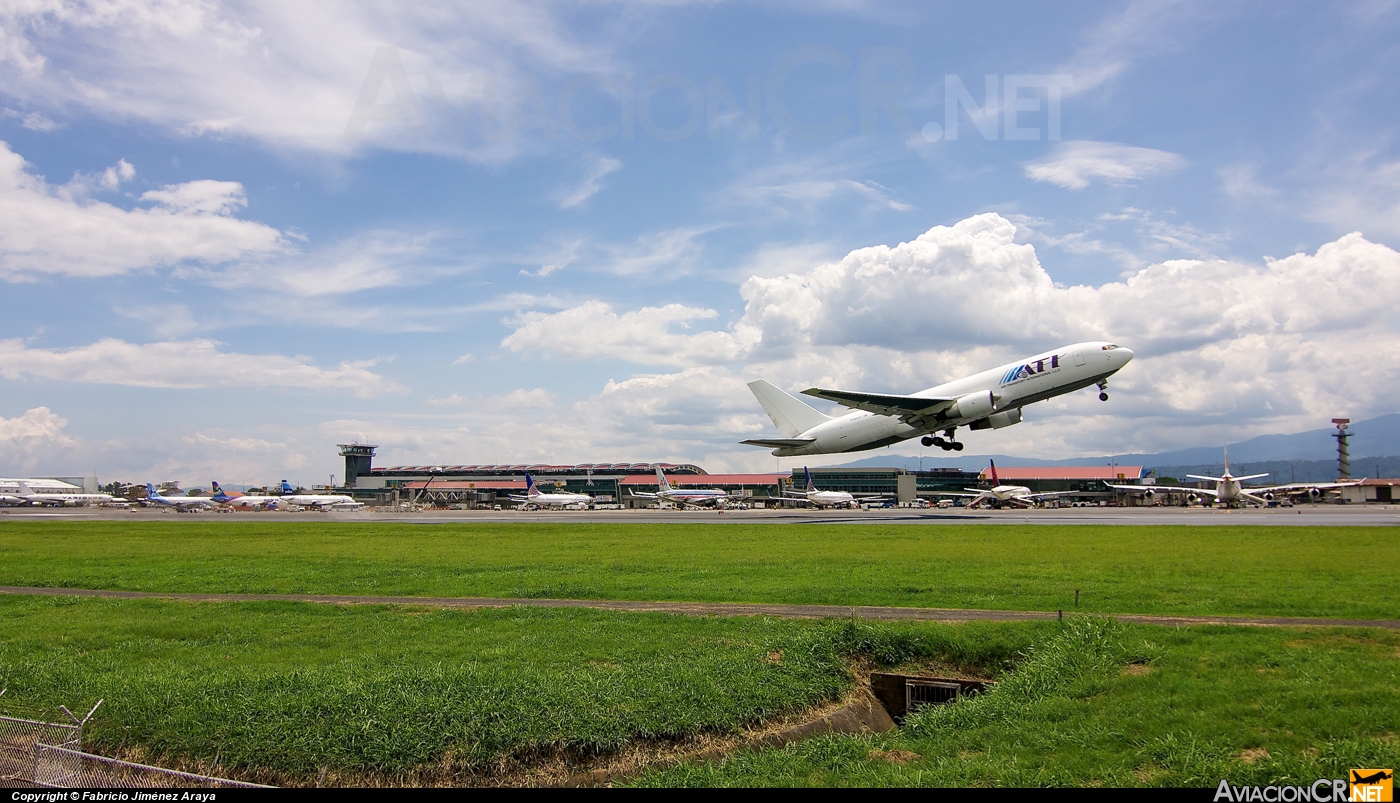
{"left": 336, "top": 444, "right": 1152, "bottom": 508}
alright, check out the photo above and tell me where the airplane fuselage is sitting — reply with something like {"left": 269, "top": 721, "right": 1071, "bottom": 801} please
{"left": 525, "top": 492, "right": 592, "bottom": 507}
{"left": 771, "top": 342, "right": 1132, "bottom": 456}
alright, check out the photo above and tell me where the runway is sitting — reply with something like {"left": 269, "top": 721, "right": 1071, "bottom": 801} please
{"left": 3, "top": 504, "right": 1398, "bottom": 525}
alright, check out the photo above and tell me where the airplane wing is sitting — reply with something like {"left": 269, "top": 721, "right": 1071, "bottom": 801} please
{"left": 1105, "top": 484, "right": 1148, "bottom": 492}
{"left": 798, "top": 388, "right": 954, "bottom": 417}
{"left": 1255, "top": 481, "right": 1360, "bottom": 492}
{"left": 739, "top": 438, "right": 816, "bottom": 448}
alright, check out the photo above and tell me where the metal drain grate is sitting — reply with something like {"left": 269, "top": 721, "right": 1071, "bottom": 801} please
{"left": 906, "top": 679, "right": 961, "bottom": 712}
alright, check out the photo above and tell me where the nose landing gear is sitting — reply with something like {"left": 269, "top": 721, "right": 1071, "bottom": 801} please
{"left": 1097, "top": 380, "right": 1109, "bottom": 401}
{"left": 921, "top": 429, "right": 965, "bottom": 451}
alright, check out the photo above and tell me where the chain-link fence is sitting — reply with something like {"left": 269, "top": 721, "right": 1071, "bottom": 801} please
{"left": 1, "top": 691, "right": 270, "bottom": 789}
{"left": 32, "top": 744, "right": 269, "bottom": 788}
{"left": 0, "top": 714, "right": 81, "bottom": 786}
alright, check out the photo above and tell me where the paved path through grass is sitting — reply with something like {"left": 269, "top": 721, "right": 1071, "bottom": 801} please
{"left": 3, "top": 585, "right": 1395, "bottom": 630}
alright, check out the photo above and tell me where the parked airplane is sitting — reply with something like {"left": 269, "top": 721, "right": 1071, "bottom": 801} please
{"left": 741, "top": 342, "right": 1133, "bottom": 456}
{"left": 1107, "top": 450, "right": 1357, "bottom": 508}
{"left": 12, "top": 481, "right": 120, "bottom": 507}
{"left": 275, "top": 480, "right": 361, "bottom": 509}
{"left": 942, "top": 461, "right": 1071, "bottom": 509}
{"left": 784, "top": 466, "right": 887, "bottom": 509}
{"left": 211, "top": 482, "right": 281, "bottom": 510}
{"left": 144, "top": 483, "right": 219, "bottom": 511}
{"left": 628, "top": 466, "right": 729, "bottom": 507}
{"left": 509, "top": 474, "right": 592, "bottom": 508}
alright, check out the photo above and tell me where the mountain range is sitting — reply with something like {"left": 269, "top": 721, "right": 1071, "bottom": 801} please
{"left": 836, "top": 413, "right": 1400, "bottom": 481}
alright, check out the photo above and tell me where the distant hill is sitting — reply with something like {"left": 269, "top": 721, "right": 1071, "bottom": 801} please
{"left": 834, "top": 413, "right": 1400, "bottom": 479}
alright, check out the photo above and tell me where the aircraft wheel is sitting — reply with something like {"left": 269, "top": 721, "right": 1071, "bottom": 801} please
{"left": 921, "top": 436, "right": 935, "bottom": 447}
{"left": 952, "top": 442, "right": 964, "bottom": 451}
{"left": 1099, "top": 392, "right": 1109, "bottom": 401}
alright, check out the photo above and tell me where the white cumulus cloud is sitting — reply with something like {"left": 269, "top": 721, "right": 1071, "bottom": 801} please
{"left": 0, "top": 142, "right": 285, "bottom": 278}
{"left": 0, "top": 338, "right": 404, "bottom": 397}
{"left": 1024, "top": 140, "right": 1187, "bottom": 190}
{"left": 500, "top": 213, "right": 1400, "bottom": 455}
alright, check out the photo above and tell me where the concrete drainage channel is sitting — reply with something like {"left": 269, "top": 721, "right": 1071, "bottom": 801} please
{"left": 565, "top": 672, "right": 990, "bottom": 787}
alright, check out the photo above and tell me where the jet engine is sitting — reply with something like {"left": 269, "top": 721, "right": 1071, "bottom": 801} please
{"left": 942, "top": 390, "right": 996, "bottom": 422}
{"left": 1142, "top": 488, "right": 1156, "bottom": 500}
{"left": 1262, "top": 491, "right": 1275, "bottom": 501}
{"left": 970, "top": 408, "right": 1023, "bottom": 430}
{"left": 1186, "top": 493, "right": 1201, "bottom": 505}
{"left": 1308, "top": 488, "right": 1322, "bottom": 499}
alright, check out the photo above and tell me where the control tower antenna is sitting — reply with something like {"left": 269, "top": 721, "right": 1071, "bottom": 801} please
{"left": 337, "top": 443, "right": 378, "bottom": 489}
{"left": 1331, "top": 419, "right": 1350, "bottom": 481}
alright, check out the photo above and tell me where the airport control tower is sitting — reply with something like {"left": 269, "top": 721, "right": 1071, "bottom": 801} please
{"left": 338, "top": 443, "right": 377, "bottom": 488}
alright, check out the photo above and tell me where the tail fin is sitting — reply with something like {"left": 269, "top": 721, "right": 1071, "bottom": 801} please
{"left": 655, "top": 466, "right": 672, "bottom": 492}
{"left": 525, "top": 474, "right": 539, "bottom": 496}
{"left": 1223, "top": 446, "right": 1230, "bottom": 476}
{"left": 210, "top": 481, "right": 226, "bottom": 501}
{"left": 145, "top": 483, "right": 157, "bottom": 497}
{"left": 17, "top": 481, "right": 32, "bottom": 496}
{"left": 280, "top": 480, "right": 295, "bottom": 494}
{"left": 989, "top": 460, "right": 1001, "bottom": 486}
{"left": 804, "top": 466, "right": 815, "bottom": 493}
{"left": 746, "top": 380, "right": 830, "bottom": 438}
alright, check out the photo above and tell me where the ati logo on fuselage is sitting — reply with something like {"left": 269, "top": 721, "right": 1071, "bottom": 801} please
{"left": 1000, "top": 355, "right": 1060, "bottom": 386}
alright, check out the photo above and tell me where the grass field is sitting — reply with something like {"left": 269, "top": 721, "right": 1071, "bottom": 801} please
{"left": 1, "top": 593, "right": 1395, "bottom": 787}
{"left": 0, "top": 521, "right": 1397, "bottom": 618}
{"left": 0, "top": 594, "right": 1041, "bottom": 783}
{"left": 630, "top": 618, "right": 1400, "bottom": 788}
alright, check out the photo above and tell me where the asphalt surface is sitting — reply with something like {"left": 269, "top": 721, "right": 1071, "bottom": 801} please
{"left": 3, "top": 505, "right": 1399, "bottom": 525}
{"left": 1, "top": 585, "right": 1395, "bottom": 630}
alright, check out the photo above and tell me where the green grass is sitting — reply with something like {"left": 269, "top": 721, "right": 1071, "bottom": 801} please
{"left": 1, "top": 521, "right": 1397, "bottom": 618}
{"left": 629, "top": 618, "right": 1400, "bottom": 788}
{"left": 0, "top": 594, "right": 1040, "bottom": 782}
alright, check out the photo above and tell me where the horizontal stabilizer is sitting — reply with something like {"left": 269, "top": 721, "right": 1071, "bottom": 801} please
{"left": 739, "top": 438, "right": 816, "bottom": 449}
{"left": 800, "top": 388, "right": 953, "bottom": 417}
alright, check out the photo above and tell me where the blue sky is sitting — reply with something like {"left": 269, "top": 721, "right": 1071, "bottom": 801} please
{"left": 2, "top": 0, "right": 1399, "bottom": 485}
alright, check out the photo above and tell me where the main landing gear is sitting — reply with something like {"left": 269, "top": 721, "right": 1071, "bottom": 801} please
{"left": 921, "top": 429, "right": 964, "bottom": 451}
{"left": 1097, "top": 380, "right": 1109, "bottom": 402}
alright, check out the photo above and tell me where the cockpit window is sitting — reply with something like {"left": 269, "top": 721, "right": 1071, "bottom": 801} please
{"left": 1101, "top": 344, "right": 1120, "bottom": 350}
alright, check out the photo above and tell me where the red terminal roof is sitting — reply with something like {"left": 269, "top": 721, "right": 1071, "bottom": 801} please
{"left": 979, "top": 466, "right": 1145, "bottom": 481}
{"left": 618, "top": 473, "right": 788, "bottom": 486}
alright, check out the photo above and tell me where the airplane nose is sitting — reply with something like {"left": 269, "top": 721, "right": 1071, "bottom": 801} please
{"left": 1118, "top": 347, "right": 1134, "bottom": 365}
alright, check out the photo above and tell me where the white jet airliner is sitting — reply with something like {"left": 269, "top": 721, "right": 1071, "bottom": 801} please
{"left": 275, "top": 480, "right": 362, "bottom": 509}
{"left": 741, "top": 342, "right": 1133, "bottom": 456}
{"left": 945, "top": 461, "right": 1071, "bottom": 509}
{"left": 628, "top": 467, "right": 729, "bottom": 507}
{"left": 1107, "top": 450, "right": 1358, "bottom": 508}
{"left": 144, "top": 483, "right": 219, "bottom": 511}
{"left": 784, "top": 467, "right": 887, "bottom": 509}
{"left": 509, "top": 474, "right": 592, "bottom": 508}
{"left": 211, "top": 482, "right": 281, "bottom": 510}
{"left": 14, "top": 481, "right": 120, "bottom": 507}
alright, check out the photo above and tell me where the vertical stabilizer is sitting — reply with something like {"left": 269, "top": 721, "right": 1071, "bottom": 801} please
{"left": 988, "top": 460, "right": 1001, "bottom": 487}
{"left": 746, "top": 380, "right": 830, "bottom": 438}
{"left": 525, "top": 474, "right": 539, "bottom": 497}
{"left": 654, "top": 466, "right": 672, "bottom": 492}
{"left": 804, "top": 466, "right": 815, "bottom": 493}
{"left": 17, "top": 481, "right": 32, "bottom": 496}
{"left": 1223, "top": 446, "right": 1230, "bottom": 477}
